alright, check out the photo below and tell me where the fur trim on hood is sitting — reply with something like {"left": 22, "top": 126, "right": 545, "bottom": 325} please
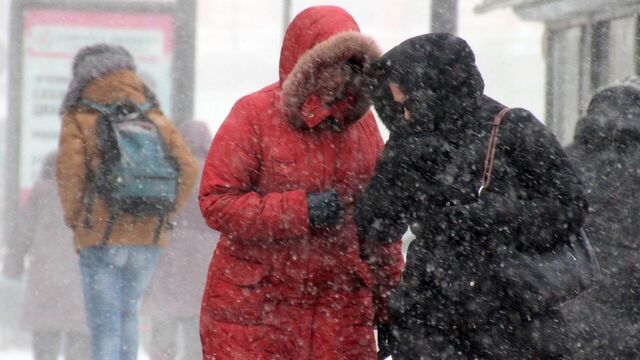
{"left": 60, "top": 44, "right": 138, "bottom": 114}
{"left": 280, "top": 31, "right": 381, "bottom": 130}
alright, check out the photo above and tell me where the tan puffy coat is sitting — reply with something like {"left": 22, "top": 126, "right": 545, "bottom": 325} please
{"left": 57, "top": 70, "right": 197, "bottom": 250}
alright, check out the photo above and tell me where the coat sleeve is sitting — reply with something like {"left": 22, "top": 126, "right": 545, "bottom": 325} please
{"left": 56, "top": 113, "right": 87, "bottom": 229}
{"left": 358, "top": 120, "right": 405, "bottom": 324}
{"left": 356, "top": 135, "right": 425, "bottom": 244}
{"left": 199, "top": 97, "right": 310, "bottom": 242}
{"left": 159, "top": 114, "right": 198, "bottom": 213}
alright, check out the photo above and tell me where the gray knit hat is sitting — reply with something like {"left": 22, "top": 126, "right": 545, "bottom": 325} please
{"left": 60, "top": 43, "right": 136, "bottom": 114}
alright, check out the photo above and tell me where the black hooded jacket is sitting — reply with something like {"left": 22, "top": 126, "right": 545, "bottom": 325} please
{"left": 562, "top": 83, "right": 640, "bottom": 359}
{"left": 567, "top": 84, "right": 640, "bottom": 254}
{"left": 356, "top": 33, "right": 586, "bottom": 358}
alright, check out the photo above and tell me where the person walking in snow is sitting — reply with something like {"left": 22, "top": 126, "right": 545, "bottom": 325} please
{"left": 145, "top": 120, "right": 218, "bottom": 360}
{"left": 356, "top": 33, "right": 587, "bottom": 359}
{"left": 198, "top": 6, "right": 404, "bottom": 359}
{"left": 56, "top": 44, "right": 197, "bottom": 360}
{"left": 562, "top": 78, "right": 640, "bottom": 359}
{"left": 3, "top": 152, "right": 90, "bottom": 360}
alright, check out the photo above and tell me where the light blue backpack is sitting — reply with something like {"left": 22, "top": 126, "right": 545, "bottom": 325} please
{"left": 80, "top": 95, "right": 179, "bottom": 243}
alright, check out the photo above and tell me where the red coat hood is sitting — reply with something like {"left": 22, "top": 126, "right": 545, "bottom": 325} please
{"left": 279, "top": 6, "right": 359, "bottom": 82}
{"left": 278, "top": 6, "right": 381, "bottom": 130}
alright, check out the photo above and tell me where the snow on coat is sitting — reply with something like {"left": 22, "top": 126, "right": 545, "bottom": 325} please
{"left": 563, "top": 80, "right": 640, "bottom": 359}
{"left": 198, "top": 6, "right": 403, "bottom": 360}
{"left": 357, "top": 33, "right": 586, "bottom": 359}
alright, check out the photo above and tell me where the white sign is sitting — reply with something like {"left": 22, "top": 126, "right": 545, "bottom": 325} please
{"left": 20, "top": 8, "right": 175, "bottom": 190}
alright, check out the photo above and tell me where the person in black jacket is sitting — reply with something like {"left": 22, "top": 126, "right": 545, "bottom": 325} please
{"left": 356, "top": 33, "right": 587, "bottom": 359}
{"left": 562, "top": 78, "right": 640, "bottom": 359}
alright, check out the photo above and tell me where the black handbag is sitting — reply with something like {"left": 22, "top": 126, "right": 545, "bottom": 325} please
{"left": 480, "top": 108, "right": 601, "bottom": 312}
{"left": 500, "top": 229, "right": 601, "bottom": 311}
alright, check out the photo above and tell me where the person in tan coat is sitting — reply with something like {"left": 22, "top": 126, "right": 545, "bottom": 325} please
{"left": 56, "top": 44, "right": 197, "bottom": 360}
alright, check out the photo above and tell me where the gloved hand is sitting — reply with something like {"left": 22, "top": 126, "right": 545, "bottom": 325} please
{"left": 377, "top": 323, "right": 395, "bottom": 360}
{"left": 307, "top": 189, "right": 344, "bottom": 229}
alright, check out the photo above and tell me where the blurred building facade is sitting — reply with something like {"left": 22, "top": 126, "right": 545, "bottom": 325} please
{"left": 196, "top": 0, "right": 545, "bottom": 135}
{"left": 478, "top": 0, "right": 640, "bottom": 144}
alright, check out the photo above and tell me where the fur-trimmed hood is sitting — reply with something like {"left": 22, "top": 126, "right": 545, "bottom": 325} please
{"left": 279, "top": 6, "right": 381, "bottom": 130}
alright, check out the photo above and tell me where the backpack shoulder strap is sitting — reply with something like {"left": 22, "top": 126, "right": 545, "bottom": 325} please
{"left": 138, "top": 101, "right": 153, "bottom": 114}
{"left": 478, "top": 107, "right": 511, "bottom": 197}
{"left": 80, "top": 97, "right": 154, "bottom": 115}
{"left": 77, "top": 99, "right": 116, "bottom": 230}
{"left": 79, "top": 99, "right": 113, "bottom": 114}
{"left": 139, "top": 85, "right": 158, "bottom": 114}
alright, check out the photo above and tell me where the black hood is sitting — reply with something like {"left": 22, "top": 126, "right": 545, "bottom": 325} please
{"left": 366, "top": 33, "right": 485, "bottom": 136}
{"left": 574, "top": 82, "right": 640, "bottom": 152}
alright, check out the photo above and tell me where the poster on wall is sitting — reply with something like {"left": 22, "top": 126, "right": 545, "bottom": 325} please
{"left": 19, "top": 8, "right": 174, "bottom": 191}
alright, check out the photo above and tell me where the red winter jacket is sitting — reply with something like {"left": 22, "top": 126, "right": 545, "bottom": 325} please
{"left": 199, "top": 6, "right": 404, "bottom": 359}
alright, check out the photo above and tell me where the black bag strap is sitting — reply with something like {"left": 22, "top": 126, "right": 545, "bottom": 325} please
{"left": 478, "top": 107, "right": 511, "bottom": 197}
{"left": 82, "top": 172, "right": 96, "bottom": 228}
{"left": 77, "top": 100, "right": 110, "bottom": 229}
{"left": 153, "top": 216, "right": 166, "bottom": 244}
{"left": 68, "top": 112, "right": 97, "bottom": 229}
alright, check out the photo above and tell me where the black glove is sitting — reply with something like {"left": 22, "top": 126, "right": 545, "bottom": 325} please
{"left": 377, "top": 323, "right": 395, "bottom": 360}
{"left": 307, "top": 189, "right": 344, "bottom": 229}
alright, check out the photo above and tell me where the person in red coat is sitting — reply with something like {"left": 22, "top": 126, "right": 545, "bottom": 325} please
{"left": 198, "top": 6, "right": 404, "bottom": 360}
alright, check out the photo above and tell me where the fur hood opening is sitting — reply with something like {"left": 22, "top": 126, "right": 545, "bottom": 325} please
{"left": 279, "top": 7, "right": 381, "bottom": 130}
{"left": 280, "top": 31, "right": 381, "bottom": 130}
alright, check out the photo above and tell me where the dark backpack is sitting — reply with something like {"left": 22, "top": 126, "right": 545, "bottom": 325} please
{"left": 80, "top": 96, "right": 179, "bottom": 243}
